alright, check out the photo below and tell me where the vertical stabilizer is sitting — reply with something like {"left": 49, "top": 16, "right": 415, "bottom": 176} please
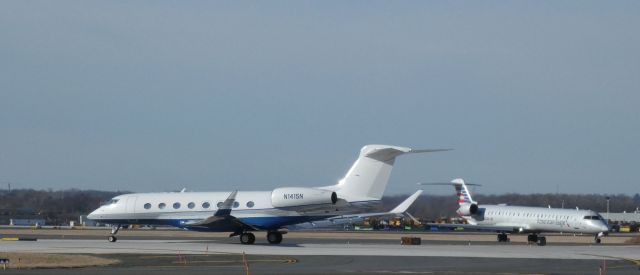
{"left": 329, "top": 145, "right": 448, "bottom": 200}
{"left": 452, "top": 178, "right": 476, "bottom": 205}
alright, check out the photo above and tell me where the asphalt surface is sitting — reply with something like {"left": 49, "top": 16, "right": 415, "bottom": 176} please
{"left": 0, "top": 254, "right": 638, "bottom": 275}
{"left": 0, "top": 229, "right": 638, "bottom": 274}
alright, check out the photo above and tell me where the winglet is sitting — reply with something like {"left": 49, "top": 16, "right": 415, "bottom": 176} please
{"left": 390, "top": 190, "right": 423, "bottom": 214}
{"left": 214, "top": 190, "right": 238, "bottom": 217}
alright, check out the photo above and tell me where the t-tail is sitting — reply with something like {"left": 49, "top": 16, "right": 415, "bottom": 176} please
{"left": 451, "top": 178, "right": 479, "bottom": 217}
{"left": 452, "top": 178, "right": 476, "bottom": 206}
{"left": 324, "top": 145, "right": 450, "bottom": 201}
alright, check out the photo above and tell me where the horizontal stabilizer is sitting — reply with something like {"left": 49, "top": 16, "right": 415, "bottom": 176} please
{"left": 390, "top": 190, "right": 423, "bottom": 214}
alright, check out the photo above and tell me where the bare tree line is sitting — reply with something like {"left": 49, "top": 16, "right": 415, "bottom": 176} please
{"left": 0, "top": 189, "right": 639, "bottom": 225}
{"left": 381, "top": 192, "right": 640, "bottom": 220}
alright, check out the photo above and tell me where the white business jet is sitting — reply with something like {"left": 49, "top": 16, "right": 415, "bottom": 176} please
{"left": 88, "top": 145, "right": 446, "bottom": 244}
{"left": 421, "top": 179, "right": 609, "bottom": 246}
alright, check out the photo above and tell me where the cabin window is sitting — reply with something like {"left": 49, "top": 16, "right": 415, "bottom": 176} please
{"left": 246, "top": 201, "right": 255, "bottom": 208}
{"left": 143, "top": 203, "right": 151, "bottom": 209}
{"left": 233, "top": 202, "right": 240, "bottom": 208}
{"left": 173, "top": 202, "right": 181, "bottom": 209}
{"left": 202, "top": 202, "right": 210, "bottom": 209}
{"left": 158, "top": 203, "right": 166, "bottom": 209}
{"left": 216, "top": 202, "right": 223, "bottom": 208}
{"left": 188, "top": 202, "right": 195, "bottom": 209}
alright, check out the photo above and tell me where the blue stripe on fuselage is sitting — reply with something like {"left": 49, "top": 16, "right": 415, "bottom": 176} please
{"left": 94, "top": 215, "right": 330, "bottom": 231}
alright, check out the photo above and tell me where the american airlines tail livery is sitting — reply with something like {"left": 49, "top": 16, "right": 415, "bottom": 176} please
{"left": 88, "top": 145, "right": 446, "bottom": 244}
{"left": 422, "top": 179, "right": 610, "bottom": 246}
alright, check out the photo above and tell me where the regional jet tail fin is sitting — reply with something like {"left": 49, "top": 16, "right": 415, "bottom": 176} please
{"left": 329, "top": 145, "right": 450, "bottom": 201}
{"left": 419, "top": 178, "right": 479, "bottom": 206}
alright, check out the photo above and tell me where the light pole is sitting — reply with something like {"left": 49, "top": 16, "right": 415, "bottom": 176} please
{"left": 606, "top": 196, "right": 610, "bottom": 222}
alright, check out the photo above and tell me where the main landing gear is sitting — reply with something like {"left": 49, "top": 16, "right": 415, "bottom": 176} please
{"left": 239, "top": 232, "right": 256, "bottom": 244}
{"left": 527, "top": 234, "right": 546, "bottom": 246}
{"left": 267, "top": 231, "right": 283, "bottom": 244}
{"left": 108, "top": 225, "right": 121, "bottom": 242}
{"left": 497, "top": 232, "right": 510, "bottom": 242}
{"left": 234, "top": 231, "right": 285, "bottom": 245}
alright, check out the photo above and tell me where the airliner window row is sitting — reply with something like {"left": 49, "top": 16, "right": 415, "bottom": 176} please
{"left": 486, "top": 211, "right": 574, "bottom": 220}
{"left": 142, "top": 201, "right": 255, "bottom": 210}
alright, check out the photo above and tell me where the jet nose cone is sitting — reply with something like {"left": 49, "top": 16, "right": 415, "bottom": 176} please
{"left": 87, "top": 209, "right": 99, "bottom": 220}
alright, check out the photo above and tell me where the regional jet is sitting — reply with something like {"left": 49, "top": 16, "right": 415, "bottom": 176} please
{"left": 421, "top": 179, "right": 609, "bottom": 246}
{"left": 88, "top": 145, "right": 446, "bottom": 244}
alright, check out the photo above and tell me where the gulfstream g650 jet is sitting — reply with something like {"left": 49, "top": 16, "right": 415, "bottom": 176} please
{"left": 88, "top": 145, "right": 446, "bottom": 244}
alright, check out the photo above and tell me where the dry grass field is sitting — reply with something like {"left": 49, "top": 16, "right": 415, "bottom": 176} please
{"left": 0, "top": 252, "right": 119, "bottom": 269}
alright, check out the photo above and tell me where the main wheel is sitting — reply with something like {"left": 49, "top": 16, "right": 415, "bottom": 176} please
{"left": 267, "top": 232, "right": 283, "bottom": 244}
{"left": 497, "top": 233, "right": 508, "bottom": 242}
{"left": 538, "top": 236, "right": 546, "bottom": 246}
{"left": 240, "top": 233, "right": 256, "bottom": 245}
{"left": 108, "top": 236, "right": 117, "bottom": 242}
{"left": 595, "top": 238, "right": 602, "bottom": 244}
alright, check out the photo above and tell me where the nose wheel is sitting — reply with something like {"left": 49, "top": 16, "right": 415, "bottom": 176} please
{"left": 107, "top": 225, "right": 121, "bottom": 243}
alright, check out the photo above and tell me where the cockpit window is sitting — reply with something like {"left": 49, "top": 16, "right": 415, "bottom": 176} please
{"left": 101, "top": 199, "right": 119, "bottom": 206}
{"left": 583, "top": 215, "right": 601, "bottom": 220}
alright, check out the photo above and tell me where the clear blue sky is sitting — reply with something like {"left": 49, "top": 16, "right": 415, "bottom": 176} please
{"left": 1, "top": 1, "right": 638, "bottom": 195}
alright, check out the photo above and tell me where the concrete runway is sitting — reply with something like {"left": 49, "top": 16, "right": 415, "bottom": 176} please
{"left": 1, "top": 230, "right": 639, "bottom": 274}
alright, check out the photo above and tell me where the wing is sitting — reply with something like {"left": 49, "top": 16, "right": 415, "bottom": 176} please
{"left": 183, "top": 191, "right": 258, "bottom": 231}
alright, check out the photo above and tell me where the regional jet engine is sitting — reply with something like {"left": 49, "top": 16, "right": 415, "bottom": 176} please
{"left": 457, "top": 203, "right": 479, "bottom": 216}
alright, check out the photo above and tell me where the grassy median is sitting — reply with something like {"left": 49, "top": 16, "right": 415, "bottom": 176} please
{"left": 0, "top": 252, "right": 119, "bottom": 269}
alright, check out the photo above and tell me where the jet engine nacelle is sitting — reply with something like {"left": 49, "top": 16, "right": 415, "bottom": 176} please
{"left": 457, "top": 203, "right": 479, "bottom": 216}
{"left": 271, "top": 187, "right": 338, "bottom": 208}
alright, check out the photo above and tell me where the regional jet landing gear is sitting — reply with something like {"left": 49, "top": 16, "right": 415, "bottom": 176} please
{"left": 595, "top": 232, "right": 606, "bottom": 244}
{"left": 527, "top": 233, "right": 546, "bottom": 246}
{"left": 108, "top": 225, "right": 121, "bottom": 242}
{"left": 497, "top": 232, "right": 510, "bottom": 242}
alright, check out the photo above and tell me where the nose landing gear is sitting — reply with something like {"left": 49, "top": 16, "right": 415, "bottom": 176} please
{"left": 595, "top": 232, "right": 606, "bottom": 244}
{"left": 108, "top": 225, "right": 121, "bottom": 242}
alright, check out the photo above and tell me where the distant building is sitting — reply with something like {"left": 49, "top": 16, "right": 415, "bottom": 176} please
{"left": 0, "top": 208, "right": 46, "bottom": 226}
{"left": 10, "top": 218, "right": 45, "bottom": 226}
{"left": 601, "top": 212, "right": 640, "bottom": 223}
